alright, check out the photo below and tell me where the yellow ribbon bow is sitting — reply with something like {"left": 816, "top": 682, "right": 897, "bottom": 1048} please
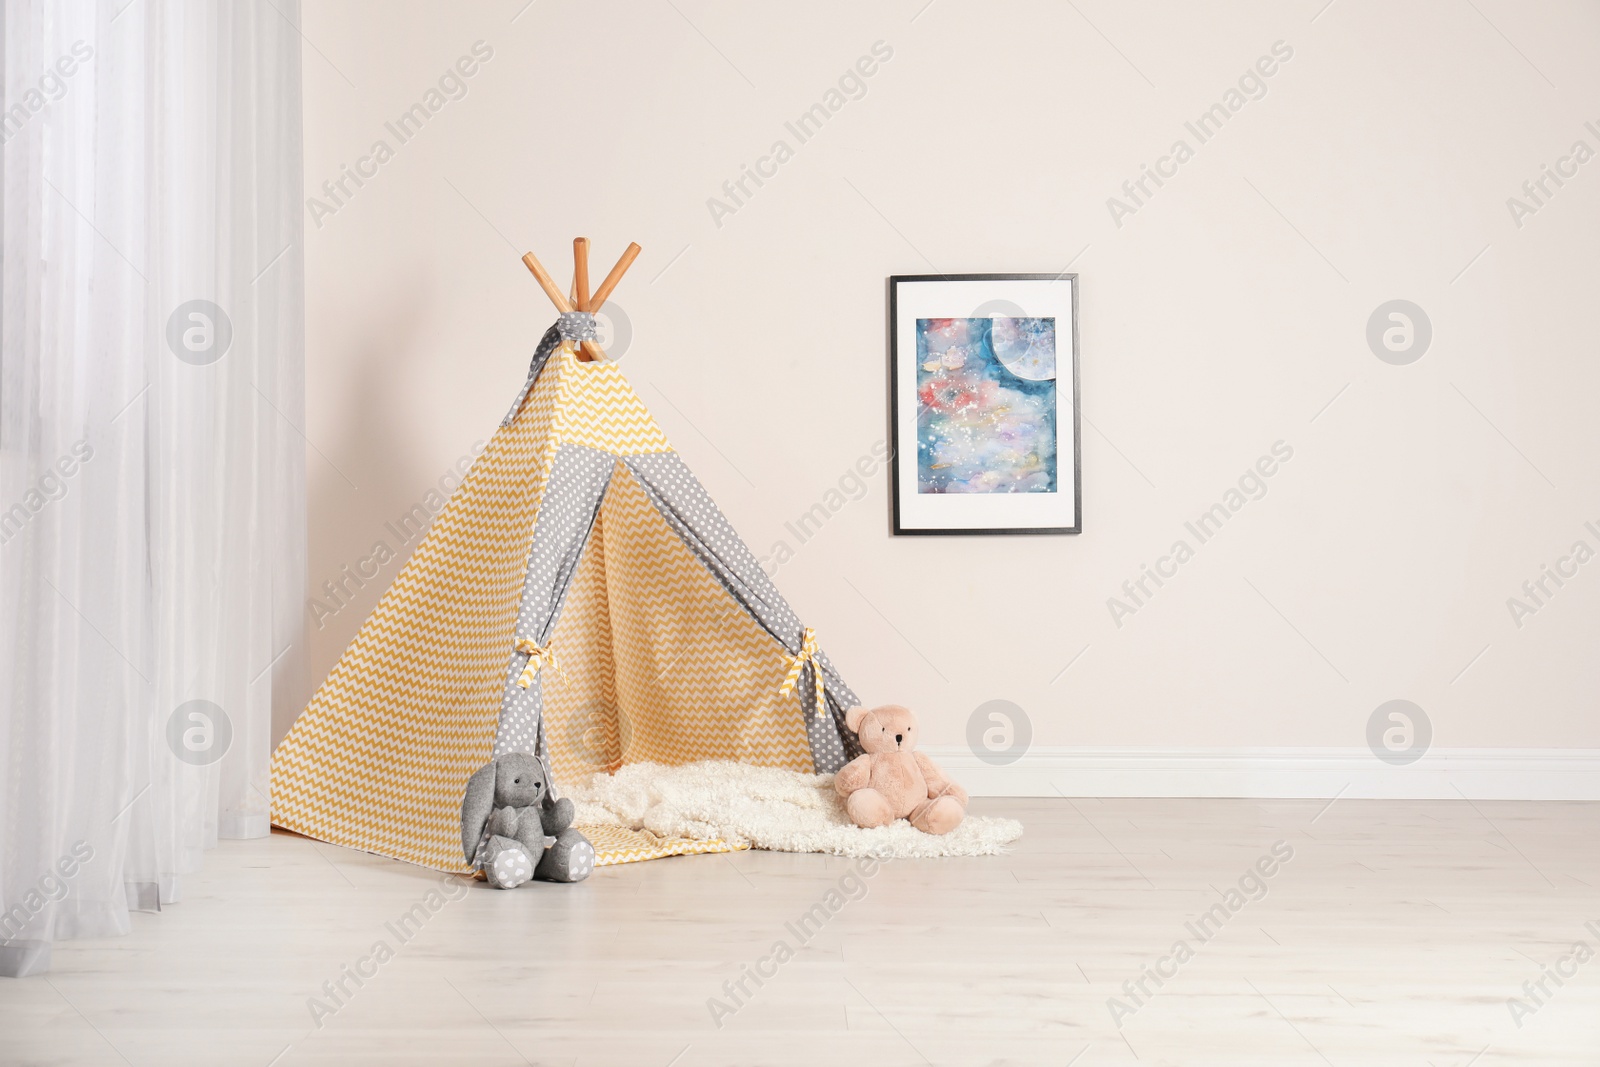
{"left": 779, "top": 627, "right": 828, "bottom": 719}
{"left": 515, "top": 638, "right": 566, "bottom": 689}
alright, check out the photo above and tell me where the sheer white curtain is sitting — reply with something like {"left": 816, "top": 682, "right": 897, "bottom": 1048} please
{"left": 0, "top": 0, "right": 305, "bottom": 976}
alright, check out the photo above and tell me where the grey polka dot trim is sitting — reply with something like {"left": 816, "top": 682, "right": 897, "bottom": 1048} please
{"left": 558, "top": 311, "right": 599, "bottom": 342}
{"left": 501, "top": 323, "right": 563, "bottom": 428}
{"left": 493, "top": 444, "right": 616, "bottom": 759}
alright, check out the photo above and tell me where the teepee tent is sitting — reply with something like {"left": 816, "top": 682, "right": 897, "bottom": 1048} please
{"left": 271, "top": 240, "right": 862, "bottom": 871}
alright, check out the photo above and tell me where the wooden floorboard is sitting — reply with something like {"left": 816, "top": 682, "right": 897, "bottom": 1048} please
{"left": 2, "top": 797, "right": 1597, "bottom": 1065}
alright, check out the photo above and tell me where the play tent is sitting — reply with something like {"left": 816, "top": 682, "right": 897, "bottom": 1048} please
{"left": 271, "top": 240, "right": 863, "bottom": 870}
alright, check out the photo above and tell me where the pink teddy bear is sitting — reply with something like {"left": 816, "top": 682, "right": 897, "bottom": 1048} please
{"left": 834, "top": 704, "right": 968, "bottom": 834}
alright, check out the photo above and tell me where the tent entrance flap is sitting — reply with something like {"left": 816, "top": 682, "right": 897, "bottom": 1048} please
{"left": 535, "top": 460, "right": 819, "bottom": 786}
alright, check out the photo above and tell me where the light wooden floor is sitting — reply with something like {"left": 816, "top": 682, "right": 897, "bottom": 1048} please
{"left": 2, "top": 798, "right": 1597, "bottom": 1066}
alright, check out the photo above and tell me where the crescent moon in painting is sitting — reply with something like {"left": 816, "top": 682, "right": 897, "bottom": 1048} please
{"left": 988, "top": 317, "right": 1057, "bottom": 382}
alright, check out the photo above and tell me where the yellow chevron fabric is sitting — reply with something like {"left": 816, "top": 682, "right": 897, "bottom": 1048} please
{"left": 552, "top": 344, "right": 672, "bottom": 456}
{"left": 540, "top": 524, "right": 624, "bottom": 783}
{"left": 579, "top": 824, "right": 744, "bottom": 866}
{"left": 272, "top": 345, "right": 805, "bottom": 873}
{"left": 596, "top": 467, "right": 815, "bottom": 770}
{"left": 540, "top": 461, "right": 814, "bottom": 782}
{"left": 271, "top": 356, "right": 564, "bottom": 873}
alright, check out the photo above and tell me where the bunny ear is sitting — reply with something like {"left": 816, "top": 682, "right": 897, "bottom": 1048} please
{"left": 460, "top": 761, "right": 497, "bottom": 863}
{"left": 534, "top": 752, "right": 558, "bottom": 802}
{"left": 845, "top": 705, "right": 870, "bottom": 732}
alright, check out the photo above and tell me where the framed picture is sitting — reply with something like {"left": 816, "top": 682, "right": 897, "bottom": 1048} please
{"left": 888, "top": 274, "right": 1081, "bottom": 535}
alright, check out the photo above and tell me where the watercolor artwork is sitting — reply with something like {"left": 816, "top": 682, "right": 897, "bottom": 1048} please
{"left": 915, "top": 316, "right": 1058, "bottom": 494}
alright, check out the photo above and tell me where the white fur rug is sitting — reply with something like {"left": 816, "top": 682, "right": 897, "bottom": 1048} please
{"left": 566, "top": 760, "right": 1023, "bottom": 859}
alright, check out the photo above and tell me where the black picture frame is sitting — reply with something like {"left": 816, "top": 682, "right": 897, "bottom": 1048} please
{"left": 888, "top": 273, "right": 1082, "bottom": 536}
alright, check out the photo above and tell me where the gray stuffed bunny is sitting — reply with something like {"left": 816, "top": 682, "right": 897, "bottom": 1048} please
{"left": 460, "top": 752, "right": 595, "bottom": 887}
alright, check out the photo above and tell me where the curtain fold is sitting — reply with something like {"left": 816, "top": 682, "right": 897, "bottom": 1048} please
{"left": 0, "top": 0, "right": 305, "bottom": 977}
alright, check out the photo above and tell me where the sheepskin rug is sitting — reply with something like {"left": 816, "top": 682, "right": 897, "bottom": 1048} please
{"left": 567, "top": 760, "right": 1023, "bottom": 859}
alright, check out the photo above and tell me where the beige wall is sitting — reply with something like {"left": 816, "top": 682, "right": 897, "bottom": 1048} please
{"left": 298, "top": 0, "right": 1600, "bottom": 754}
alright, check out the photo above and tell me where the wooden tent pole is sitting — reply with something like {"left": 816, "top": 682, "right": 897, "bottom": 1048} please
{"left": 522, "top": 249, "right": 606, "bottom": 362}
{"left": 522, "top": 251, "right": 572, "bottom": 314}
{"left": 573, "top": 237, "right": 591, "bottom": 311}
{"left": 589, "top": 242, "right": 641, "bottom": 314}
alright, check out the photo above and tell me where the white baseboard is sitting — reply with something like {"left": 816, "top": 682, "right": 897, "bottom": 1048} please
{"left": 919, "top": 746, "right": 1600, "bottom": 801}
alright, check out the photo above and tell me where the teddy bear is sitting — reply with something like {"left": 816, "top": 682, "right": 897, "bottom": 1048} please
{"left": 460, "top": 752, "right": 595, "bottom": 887}
{"left": 834, "top": 704, "right": 968, "bottom": 834}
